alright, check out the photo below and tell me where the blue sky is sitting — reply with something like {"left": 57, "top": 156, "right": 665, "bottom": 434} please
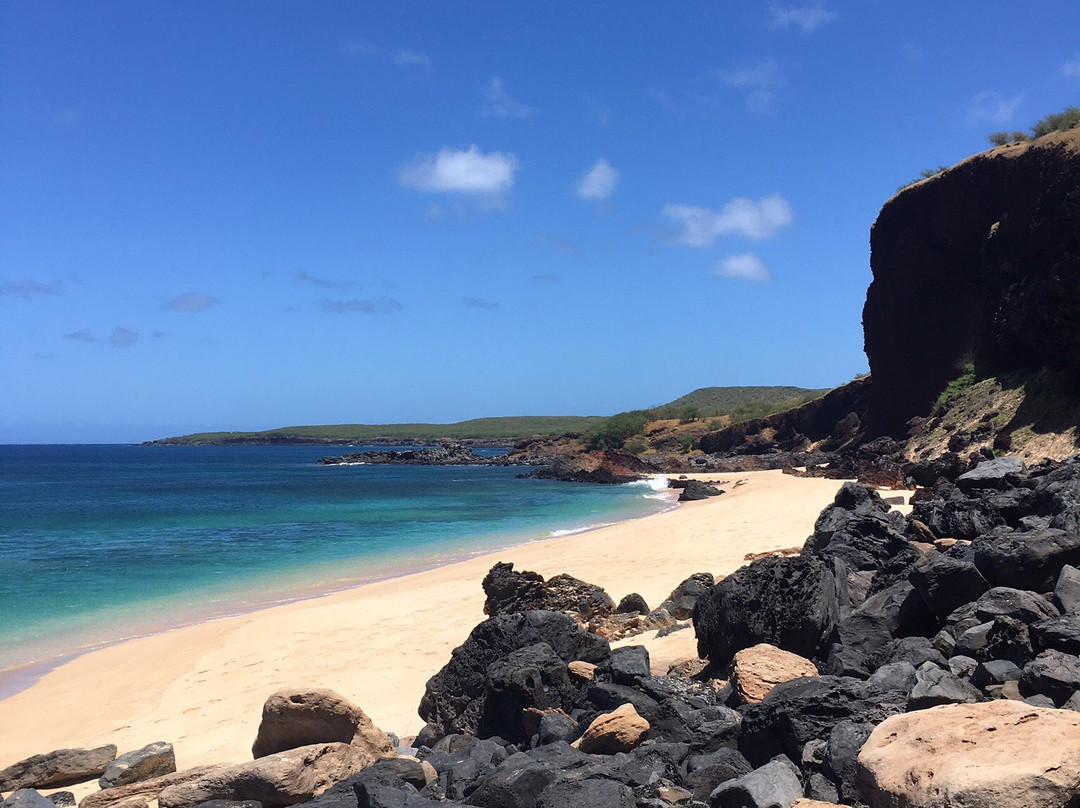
{"left": 3, "top": 2, "right": 1079, "bottom": 443}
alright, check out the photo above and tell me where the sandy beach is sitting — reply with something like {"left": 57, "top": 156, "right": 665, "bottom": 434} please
{"left": 0, "top": 470, "right": 873, "bottom": 793}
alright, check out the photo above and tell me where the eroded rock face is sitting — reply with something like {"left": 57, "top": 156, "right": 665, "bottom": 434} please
{"left": 0, "top": 745, "right": 117, "bottom": 791}
{"left": 480, "top": 562, "right": 615, "bottom": 622}
{"left": 693, "top": 554, "right": 840, "bottom": 667}
{"left": 157, "top": 743, "right": 375, "bottom": 808}
{"left": 864, "top": 128, "right": 1080, "bottom": 436}
{"left": 251, "top": 688, "right": 393, "bottom": 760}
{"left": 857, "top": 701, "right": 1080, "bottom": 808}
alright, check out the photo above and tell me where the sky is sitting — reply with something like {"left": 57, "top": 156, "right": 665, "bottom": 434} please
{"left": 3, "top": 2, "right": 1079, "bottom": 443}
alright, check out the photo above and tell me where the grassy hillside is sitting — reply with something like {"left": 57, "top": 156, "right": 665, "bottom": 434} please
{"left": 147, "top": 416, "right": 606, "bottom": 445}
{"left": 652, "top": 386, "right": 829, "bottom": 421}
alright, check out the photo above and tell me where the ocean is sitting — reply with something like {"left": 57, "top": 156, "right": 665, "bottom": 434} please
{"left": 0, "top": 444, "right": 673, "bottom": 689}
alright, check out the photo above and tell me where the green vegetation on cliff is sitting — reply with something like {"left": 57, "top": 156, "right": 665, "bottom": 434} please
{"left": 147, "top": 416, "right": 606, "bottom": 445}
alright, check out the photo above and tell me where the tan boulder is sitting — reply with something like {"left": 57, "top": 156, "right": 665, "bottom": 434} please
{"left": 251, "top": 687, "right": 393, "bottom": 759}
{"left": 80, "top": 765, "right": 222, "bottom": 808}
{"left": 857, "top": 700, "right": 1080, "bottom": 808}
{"left": 157, "top": 742, "right": 376, "bottom": 808}
{"left": 571, "top": 703, "right": 649, "bottom": 754}
{"left": 731, "top": 643, "right": 818, "bottom": 704}
{"left": 567, "top": 661, "right": 597, "bottom": 681}
{"left": 792, "top": 800, "right": 844, "bottom": 808}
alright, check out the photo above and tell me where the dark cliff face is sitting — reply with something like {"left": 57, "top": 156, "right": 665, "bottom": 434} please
{"left": 863, "top": 128, "right": 1080, "bottom": 437}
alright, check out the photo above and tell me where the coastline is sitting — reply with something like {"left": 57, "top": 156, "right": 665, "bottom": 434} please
{"left": 0, "top": 469, "right": 857, "bottom": 789}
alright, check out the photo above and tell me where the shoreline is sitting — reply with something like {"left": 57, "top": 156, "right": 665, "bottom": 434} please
{"left": 0, "top": 476, "right": 677, "bottom": 695}
{"left": 0, "top": 470, "right": 859, "bottom": 788}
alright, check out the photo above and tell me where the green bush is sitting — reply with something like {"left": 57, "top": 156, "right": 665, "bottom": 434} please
{"left": 677, "top": 405, "right": 701, "bottom": 424}
{"left": 582, "top": 410, "right": 653, "bottom": 451}
{"left": 987, "top": 130, "right": 1029, "bottom": 146}
{"left": 622, "top": 436, "right": 648, "bottom": 454}
{"left": 935, "top": 364, "right": 977, "bottom": 409}
{"left": 1032, "top": 107, "right": 1080, "bottom": 138}
{"left": 678, "top": 435, "right": 695, "bottom": 452}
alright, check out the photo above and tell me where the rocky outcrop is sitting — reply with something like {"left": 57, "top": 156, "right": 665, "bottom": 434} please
{"left": 570, "top": 704, "right": 650, "bottom": 754}
{"left": 0, "top": 745, "right": 117, "bottom": 791}
{"left": 480, "top": 562, "right": 615, "bottom": 622}
{"left": 318, "top": 443, "right": 495, "bottom": 466}
{"left": 520, "top": 450, "right": 650, "bottom": 484}
{"left": 98, "top": 742, "right": 176, "bottom": 789}
{"left": 252, "top": 688, "right": 394, "bottom": 760}
{"left": 857, "top": 701, "right": 1080, "bottom": 808}
{"left": 864, "top": 127, "right": 1080, "bottom": 437}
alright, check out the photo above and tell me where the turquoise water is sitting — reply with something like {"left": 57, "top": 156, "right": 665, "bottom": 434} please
{"left": 0, "top": 444, "right": 672, "bottom": 680}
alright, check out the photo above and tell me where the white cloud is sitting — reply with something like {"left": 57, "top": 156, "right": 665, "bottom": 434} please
{"left": 109, "top": 327, "right": 139, "bottom": 348}
{"left": 483, "top": 77, "right": 536, "bottom": 119}
{"left": 662, "top": 195, "right": 794, "bottom": 246}
{"left": 166, "top": 292, "right": 218, "bottom": 312}
{"left": 394, "top": 50, "right": 430, "bottom": 66}
{"left": 966, "top": 91, "right": 1022, "bottom": 125}
{"left": 717, "top": 60, "right": 786, "bottom": 111}
{"left": 463, "top": 297, "right": 499, "bottom": 311}
{"left": 296, "top": 271, "right": 354, "bottom": 289}
{"left": 714, "top": 254, "right": 772, "bottom": 282}
{"left": 400, "top": 145, "right": 519, "bottom": 196}
{"left": 1063, "top": 53, "right": 1080, "bottom": 77}
{"left": 1, "top": 278, "right": 59, "bottom": 297}
{"left": 66, "top": 329, "right": 96, "bottom": 343}
{"left": 768, "top": 4, "right": 835, "bottom": 31}
{"left": 322, "top": 297, "right": 403, "bottom": 314}
{"left": 576, "top": 158, "right": 620, "bottom": 201}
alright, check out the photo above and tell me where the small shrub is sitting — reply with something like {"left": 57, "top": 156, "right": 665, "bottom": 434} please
{"left": 677, "top": 405, "right": 701, "bottom": 424}
{"left": 988, "top": 130, "right": 1029, "bottom": 146}
{"left": 622, "top": 436, "right": 648, "bottom": 454}
{"left": 935, "top": 364, "right": 977, "bottom": 410}
{"left": 582, "top": 410, "right": 652, "bottom": 451}
{"left": 1031, "top": 107, "right": 1080, "bottom": 138}
{"left": 679, "top": 435, "right": 695, "bottom": 452}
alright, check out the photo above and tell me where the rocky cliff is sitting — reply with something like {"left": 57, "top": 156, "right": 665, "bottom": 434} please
{"left": 863, "top": 127, "right": 1080, "bottom": 437}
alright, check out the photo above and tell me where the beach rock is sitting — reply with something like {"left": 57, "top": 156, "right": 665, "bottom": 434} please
{"left": 44, "top": 793, "right": 74, "bottom": 808}
{"left": 477, "top": 642, "right": 575, "bottom": 745}
{"left": 99, "top": 743, "right": 176, "bottom": 789}
{"left": 709, "top": 757, "right": 803, "bottom": 808}
{"left": 158, "top": 743, "right": 376, "bottom": 808}
{"left": 737, "top": 676, "right": 905, "bottom": 767}
{"left": 906, "top": 662, "right": 982, "bottom": 710}
{"left": 804, "top": 483, "right": 915, "bottom": 573}
{"left": 659, "top": 572, "right": 715, "bottom": 620}
{"left": 462, "top": 761, "right": 559, "bottom": 808}
{"left": 791, "top": 801, "right": 844, "bottom": 808}
{"left": 615, "top": 593, "right": 649, "bottom": 614}
{"left": 480, "top": 563, "right": 615, "bottom": 622}
{"left": 1, "top": 791, "right": 56, "bottom": 808}
{"left": 974, "top": 528, "right": 1080, "bottom": 593}
{"left": 595, "top": 645, "right": 650, "bottom": 686}
{"left": 677, "top": 480, "right": 722, "bottom": 501}
{"left": 1031, "top": 612, "right": 1080, "bottom": 654}
{"left": 1020, "top": 649, "right": 1080, "bottom": 705}
{"left": 81, "top": 766, "right": 224, "bottom": 808}
{"left": 974, "top": 586, "right": 1060, "bottom": 624}
{"left": 856, "top": 700, "right": 1080, "bottom": 808}
{"left": 908, "top": 550, "right": 990, "bottom": 620}
{"left": 535, "top": 778, "right": 636, "bottom": 808}
{"left": 190, "top": 801, "right": 262, "bottom": 808}
{"left": 571, "top": 704, "right": 650, "bottom": 754}
{"left": 693, "top": 555, "right": 840, "bottom": 668}
{"left": 731, "top": 644, "right": 819, "bottom": 705}
{"left": 684, "top": 749, "right": 753, "bottom": 803}
{"left": 0, "top": 746, "right": 117, "bottom": 791}
{"left": 1054, "top": 565, "right": 1080, "bottom": 614}
{"left": 537, "top": 713, "right": 577, "bottom": 746}
{"left": 822, "top": 721, "right": 874, "bottom": 804}
{"left": 252, "top": 688, "right": 393, "bottom": 760}
{"left": 955, "top": 457, "right": 1027, "bottom": 492}
{"left": 419, "top": 610, "right": 610, "bottom": 739}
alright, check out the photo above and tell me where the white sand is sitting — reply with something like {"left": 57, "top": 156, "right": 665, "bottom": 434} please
{"left": 0, "top": 470, "right": 863, "bottom": 794}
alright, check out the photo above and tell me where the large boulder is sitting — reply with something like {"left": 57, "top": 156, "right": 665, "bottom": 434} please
{"left": 804, "top": 483, "right": 916, "bottom": 573}
{"left": 857, "top": 701, "right": 1080, "bottom": 808}
{"left": 252, "top": 688, "right": 393, "bottom": 760}
{"left": 571, "top": 703, "right": 650, "bottom": 754}
{"left": 99, "top": 742, "right": 176, "bottom": 789}
{"left": 658, "top": 572, "right": 715, "bottom": 620}
{"left": 694, "top": 555, "right": 841, "bottom": 667}
{"left": 709, "top": 758, "right": 803, "bottom": 808}
{"left": 157, "top": 743, "right": 375, "bottom": 808}
{"left": 731, "top": 644, "right": 819, "bottom": 705}
{"left": 477, "top": 642, "right": 576, "bottom": 745}
{"left": 480, "top": 563, "right": 615, "bottom": 622}
{"left": 0, "top": 745, "right": 117, "bottom": 791}
{"left": 80, "top": 766, "right": 222, "bottom": 808}
{"left": 973, "top": 528, "right": 1080, "bottom": 592}
{"left": 863, "top": 128, "right": 1080, "bottom": 436}
{"left": 419, "top": 610, "right": 610, "bottom": 739}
